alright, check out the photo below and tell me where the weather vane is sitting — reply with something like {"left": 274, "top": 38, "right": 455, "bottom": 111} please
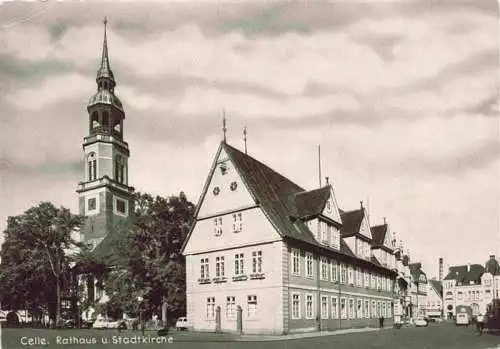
{"left": 243, "top": 126, "right": 247, "bottom": 154}
{"left": 222, "top": 109, "right": 227, "bottom": 143}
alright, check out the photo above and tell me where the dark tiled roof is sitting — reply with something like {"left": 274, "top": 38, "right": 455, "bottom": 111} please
{"left": 429, "top": 279, "right": 443, "bottom": 297}
{"left": 294, "top": 187, "right": 331, "bottom": 218}
{"left": 340, "top": 239, "right": 355, "bottom": 257}
{"left": 443, "top": 264, "right": 485, "bottom": 283}
{"left": 371, "top": 224, "right": 387, "bottom": 246}
{"left": 339, "top": 209, "right": 364, "bottom": 237}
{"left": 371, "top": 256, "right": 382, "bottom": 267}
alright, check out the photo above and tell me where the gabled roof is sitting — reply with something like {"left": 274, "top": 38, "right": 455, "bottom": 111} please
{"left": 183, "top": 142, "right": 396, "bottom": 274}
{"left": 339, "top": 208, "right": 364, "bottom": 238}
{"left": 371, "top": 224, "right": 387, "bottom": 245}
{"left": 443, "top": 264, "right": 485, "bottom": 283}
{"left": 429, "top": 279, "right": 443, "bottom": 297}
{"left": 294, "top": 186, "right": 331, "bottom": 218}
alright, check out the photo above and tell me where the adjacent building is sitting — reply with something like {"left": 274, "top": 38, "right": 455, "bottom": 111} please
{"left": 181, "top": 141, "right": 400, "bottom": 334}
{"left": 443, "top": 255, "right": 500, "bottom": 319}
{"left": 408, "top": 263, "right": 428, "bottom": 317}
{"left": 424, "top": 279, "right": 443, "bottom": 319}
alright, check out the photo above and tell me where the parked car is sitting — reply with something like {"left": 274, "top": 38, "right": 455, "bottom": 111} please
{"left": 435, "top": 317, "right": 444, "bottom": 323}
{"left": 175, "top": 317, "right": 189, "bottom": 330}
{"left": 92, "top": 318, "right": 108, "bottom": 329}
{"left": 456, "top": 313, "right": 469, "bottom": 326}
{"left": 414, "top": 317, "right": 428, "bottom": 327}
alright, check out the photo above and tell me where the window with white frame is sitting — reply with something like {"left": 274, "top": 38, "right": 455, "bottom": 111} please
{"left": 252, "top": 250, "right": 262, "bottom": 273}
{"left": 200, "top": 258, "right": 209, "bottom": 279}
{"left": 226, "top": 296, "right": 236, "bottom": 318}
{"left": 321, "top": 222, "right": 328, "bottom": 243}
{"left": 292, "top": 249, "right": 300, "bottom": 275}
{"left": 364, "top": 300, "right": 370, "bottom": 318}
{"left": 340, "top": 263, "right": 347, "bottom": 284}
{"left": 382, "top": 302, "right": 386, "bottom": 317}
{"left": 292, "top": 294, "right": 300, "bottom": 319}
{"left": 331, "top": 261, "right": 338, "bottom": 282}
{"left": 206, "top": 297, "right": 215, "bottom": 319}
{"left": 306, "top": 253, "right": 314, "bottom": 278}
{"left": 234, "top": 253, "right": 244, "bottom": 275}
{"left": 321, "top": 257, "right": 329, "bottom": 280}
{"left": 321, "top": 296, "right": 328, "bottom": 319}
{"left": 457, "top": 291, "right": 462, "bottom": 300}
{"left": 348, "top": 298, "right": 354, "bottom": 319}
{"left": 327, "top": 224, "right": 332, "bottom": 245}
{"left": 372, "top": 300, "right": 377, "bottom": 318}
{"left": 371, "top": 273, "right": 375, "bottom": 288}
{"left": 247, "top": 295, "right": 257, "bottom": 318}
{"left": 331, "top": 297, "right": 338, "bottom": 319}
{"left": 387, "top": 301, "right": 392, "bottom": 317}
{"left": 348, "top": 266, "right": 354, "bottom": 284}
{"left": 306, "top": 294, "right": 314, "bottom": 319}
{"left": 357, "top": 299, "right": 363, "bottom": 318}
{"left": 232, "top": 213, "right": 243, "bottom": 232}
{"left": 216, "top": 256, "right": 225, "bottom": 277}
{"left": 356, "top": 267, "right": 362, "bottom": 287}
{"left": 364, "top": 271, "right": 369, "bottom": 288}
{"left": 331, "top": 226, "right": 340, "bottom": 249}
{"left": 377, "top": 275, "right": 382, "bottom": 290}
{"left": 341, "top": 298, "right": 347, "bottom": 319}
{"left": 377, "top": 301, "right": 381, "bottom": 317}
{"left": 214, "top": 217, "right": 223, "bottom": 236}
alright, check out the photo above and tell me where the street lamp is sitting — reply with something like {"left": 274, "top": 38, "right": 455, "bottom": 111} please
{"left": 137, "top": 296, "right": 144, "bottom": 336}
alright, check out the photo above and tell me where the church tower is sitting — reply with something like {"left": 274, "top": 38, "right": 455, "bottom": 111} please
{"left": 76, "top": 18, "right": 134, "bottom": 249}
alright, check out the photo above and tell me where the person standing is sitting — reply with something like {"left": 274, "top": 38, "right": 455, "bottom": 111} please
{"left": 476, "top": 313, "right": 484, "bottom": 335}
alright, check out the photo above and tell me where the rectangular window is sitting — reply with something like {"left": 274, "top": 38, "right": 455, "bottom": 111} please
{"left": 214, "top": 217, "right": 223, "bottom": 236}
{"left": 234, "top": 253, "right": 244, "bottom": 275}
{"left": 377, "top": 301, "right": 381, "bottom": 317}
{"left": 321, "top": 296, "right": 328, "bottom": 319}
{"left": 291, "top": 249, "right": 300, "bottom": 275}
{"left": 348, "top": 298, "right": 354, "bottom": 319}
{"left": 321, "top": 257, "right": 329, "bottom": 281}
{"left": 232, "top": 213, "right": 243, "bottom": 232}
{"left": 252, "top": 251, "right": 262, "bottom": 273}
{"left": 387, "top": 301, "right": 392, "bottom": 317}
{"left": 247, "top": 295, "right": 257, "bottom": 318}
{"left": 364, "top": 272, "right": 369, "bottom": 288}
{"left": 321, "top": 222, "right": 328, "bottom": 243}
{"left": 457, "top": 291, "right": 462, "bottom": 300}
{"left": 306, "top": 253, "right": 314, "bottom": 278}
{"left": 200, "top": 258, "right": 209, "bottom": 279}
{"left": 340, "top": 264, "right": 347, "bottom": 284}
{"left": 356, "top": 267, "right": 362, "bottom": 287}
{"left": 91, "top": 160, "right": 97, "bottom": 181}
{"left": 206, "top": 297, "right": 215, "bottom": 319}
{"left": 331, "top": 261, "right": 338, "bottom": 282}
{"left": 357, "top": 299, "right": 363, "bottom": 318}
{"left": 292, "top": 294, "right": 300, "bottom": 319}
{"left": 306, "top": 294, "right": 314, "bottom": 319}
{"left": 331, "top": 297, "right": 338, "bottom": 319}
{"left": 382, "top": 302, "right": 386, "bottom": 317}
{"left": 370, "top": 273, "right": 375, "bottom": 288}
{"left": 226, "top": 296, "right": 236, "bottom": 318}
{"left": 372, "top": 300, "right": 377, "bottom": 318}
{"left": 116, "top": 199, "right": 126, "bottom": 214}
{"left": 348, "top": 266, "right": 354, "bottom": 285}
{"left": 216, "top": 256, "right": 225, "bottom": 277}
{"left": 364, "top": 300, "right": 370, "bottom": 318}
{"left": 340, "top": 298, "right": 347, "bottom": 319}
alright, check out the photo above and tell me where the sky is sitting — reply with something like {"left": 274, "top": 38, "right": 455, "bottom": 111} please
{"left": 0, "top": 0, "right": 498, "bottom": 278}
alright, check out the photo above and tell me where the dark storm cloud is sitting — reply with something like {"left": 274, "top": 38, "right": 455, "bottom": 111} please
{"left": 0, "top": 55, "right": 72, "bottom": 86}
{"left": 0, "top": 157, "right": 81, "bottom": 178}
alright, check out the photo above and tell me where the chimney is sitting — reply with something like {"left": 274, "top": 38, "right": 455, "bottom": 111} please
{"left": 383, "top": 217, "right": 387, "bottom": 224}
{"left": 325, "top": 177, "right": 329, "bottom": 185}
{"left": 439, "top": 257, "right": 443, "bottom": 281}
{"left": 490, "top": 255, "right": 496, "bottom": 260}
{"left": 467, "top": 263, "right": 471, "bottom": 272}
{"left": 360, "top": 200, "right": 363, "bottom": 209}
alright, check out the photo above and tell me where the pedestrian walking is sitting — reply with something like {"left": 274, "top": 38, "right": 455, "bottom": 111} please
{"left": 476, "top": 313, "right": 484, "bottom": 335}
{"left": 379, "top": 316, "right": 384, "bottom": 328}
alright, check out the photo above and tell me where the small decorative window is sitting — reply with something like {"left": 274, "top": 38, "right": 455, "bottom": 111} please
{"left": 116, "top": 199, "right": 126, "bottom": 214}
{"left": 214, "top": 217, "right": 223, "bottom": 236}
{"left": 220, "top": 163, "right": 228, "bottom": 175}
{"left": 213, "top": 186, "right": 220, "bottom": 196}
{"left": 88, "top": 198, "right": 97, "bottom": 211}
{"left": 230, "top": 181, "right": 238, "bottom": 191}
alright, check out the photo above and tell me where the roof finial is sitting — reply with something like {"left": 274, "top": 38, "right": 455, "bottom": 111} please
{"left": 325, "top": 176, "right": 329, "bottom": 185}
{"left": 97, "top": 16, "right": 114, "bottom": 84}
{"left": 383, "top": 217, "right": 386, "bottom": 224}
{"left": 222, "top": 109, "right": 227, "bottom": 143}
{"left": 243, "top": 126, "right": 247, "bottom": 154}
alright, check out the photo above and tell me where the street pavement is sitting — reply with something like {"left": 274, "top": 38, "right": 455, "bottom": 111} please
{"left": 2, "top": 321, "right": 499, "bottom": 348}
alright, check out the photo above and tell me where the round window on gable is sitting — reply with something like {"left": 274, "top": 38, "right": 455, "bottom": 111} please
{"left": 230, "top": 181, "right": 238, "bottom": 191}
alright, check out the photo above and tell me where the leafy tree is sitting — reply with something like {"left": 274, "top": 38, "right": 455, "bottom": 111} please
{"left": 124, "top": 192, "right": 195, "bottom": 324}
{"left": 0, "top": 202, "right": 84, "bottom": 326}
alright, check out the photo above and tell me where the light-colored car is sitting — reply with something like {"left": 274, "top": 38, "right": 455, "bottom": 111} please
{"left": 175, "top": 317, "right": 189, "bottom": 330}
{"left": 455, "top": 313, "right": 469, "bottom": 326}
{"left": 414, "top": 317, "right": 428, "bottom": 327}
{"left": 92, "top": 318, "right": 107, "bottom": 329}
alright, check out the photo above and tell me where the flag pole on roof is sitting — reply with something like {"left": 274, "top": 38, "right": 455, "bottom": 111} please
{"left": 222, "top": 109, "right": 227, "bottom": 143}
{"left": 318, "top": 145, "right": 322, "bottom": 188}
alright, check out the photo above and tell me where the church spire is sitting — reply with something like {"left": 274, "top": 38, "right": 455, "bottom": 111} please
{"left": 96, "top": 16, "right": 115, "bottom": 88}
